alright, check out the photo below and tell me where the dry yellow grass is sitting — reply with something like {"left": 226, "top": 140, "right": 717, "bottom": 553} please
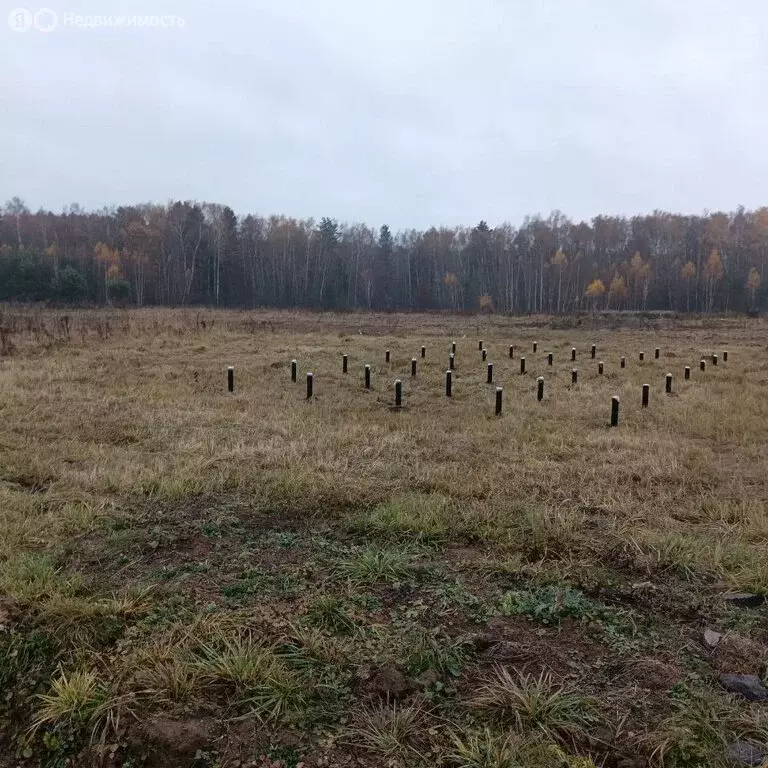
{"left": 0, "top": 307, "right": 767, "bottom": 767}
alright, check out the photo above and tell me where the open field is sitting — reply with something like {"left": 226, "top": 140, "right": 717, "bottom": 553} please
{"left": 1, "top": 308, "right": 767, "bottom": 768}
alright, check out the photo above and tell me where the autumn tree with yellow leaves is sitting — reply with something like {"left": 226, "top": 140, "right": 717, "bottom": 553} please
{"left": 680, "top": 261, "right": 696, "bottom": 312}
{"left": 607, "top": 273, "right": 628, "bottom": 310}
{"left": 585, "top": 278, "right": 605, "bottom": 312}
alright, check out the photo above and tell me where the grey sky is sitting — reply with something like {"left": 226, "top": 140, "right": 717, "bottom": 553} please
{"left": 2, "top": 0, "right": 767, "bottom": 229}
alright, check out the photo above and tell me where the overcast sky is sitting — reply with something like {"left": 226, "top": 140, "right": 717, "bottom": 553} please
{"left": 2, "top": 0, "right": 767, "bottom": 229}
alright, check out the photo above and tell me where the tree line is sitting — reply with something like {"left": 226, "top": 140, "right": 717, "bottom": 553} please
{"left": 0, "top": 197, "right": 764, "bottom": 313}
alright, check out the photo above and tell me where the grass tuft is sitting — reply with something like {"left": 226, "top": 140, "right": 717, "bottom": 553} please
{"left": 0, "top": 553, "right": 81, "bottom": 602}
{"left": 471, "top": 668, "right": 600, "bottom": 745}
{"left": 350, "top": 494, "right": 453, "bottom": 542}
{"left": 241, "top": 668, "right": 307, "bottom": 721}
{"left": 131, "top": 646, "right": 201, "bottom": 703}
{"left": 196, "top": 632, "right": 280, "bottom": 691}
{"left": 305, "top": 596, "right": 358, "bottom": 634}
{"left": 32, "top": 669, "right": 121, "bottom": 743}
{"left": 348, "top": 702, "right": 427, "bottom": 764}
{"left": 334, "top": 547, "right": 413, "bottom": 584}
{"left": 448, "top": 728, "right": 524, "bottom": 768}
{"left": 405, "top": 628, "right": 474, "bottom": 678}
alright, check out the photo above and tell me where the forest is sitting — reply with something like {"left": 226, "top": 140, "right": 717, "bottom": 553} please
{"left": 0, "top": 197, "right": 764, "bottom": 313}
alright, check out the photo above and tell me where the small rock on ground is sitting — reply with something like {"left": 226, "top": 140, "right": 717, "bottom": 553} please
{"left": 722, "top": 593, "right": 766, "bottom": 608}
{"left": 728, "top": 740, "right": 768, "bottom": 767}
{"left": 704, "top": 629, "right": 723, "bottom": 648}
{"left": 720, "top": 674, "right": 768, "bottom": 702}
